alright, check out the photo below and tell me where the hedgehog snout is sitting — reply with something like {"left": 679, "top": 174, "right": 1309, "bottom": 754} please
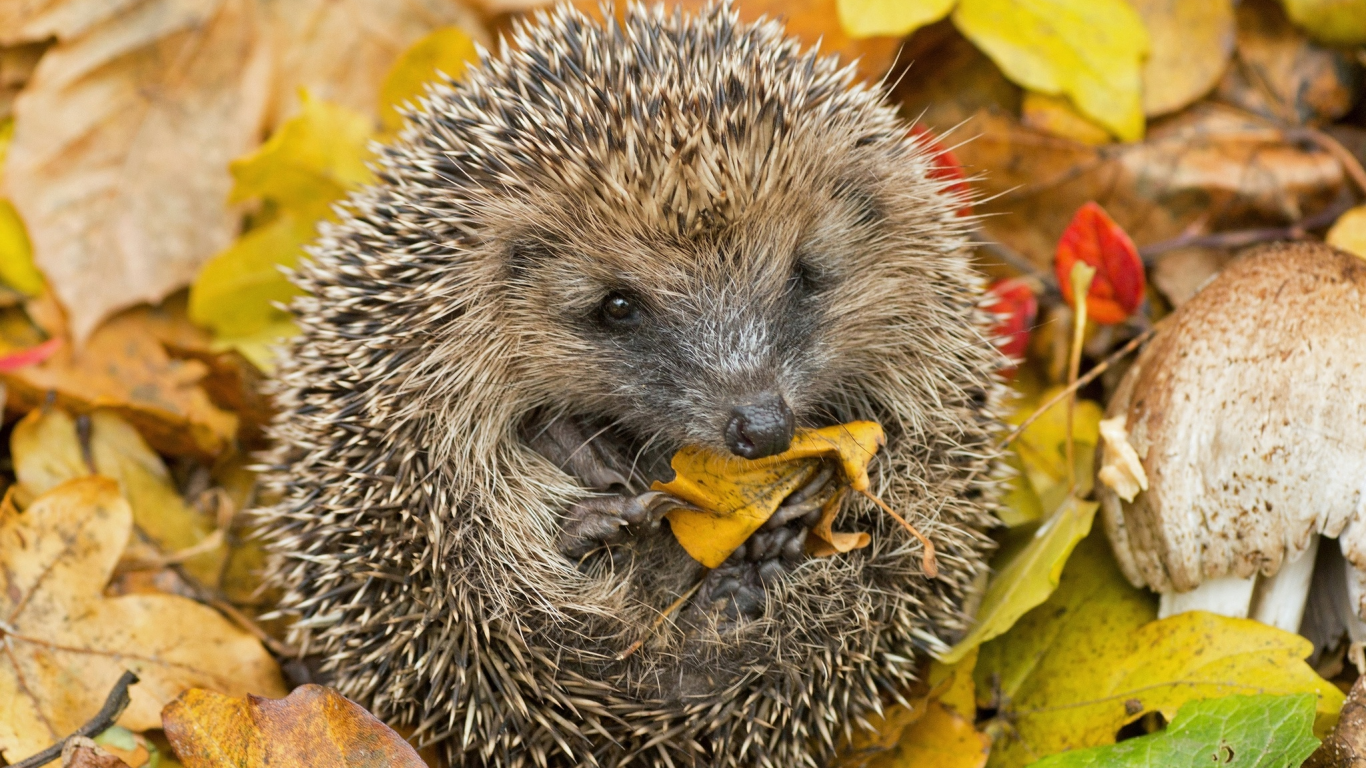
{"left": 724, "top": 392, "right": 795, "bottom": 459}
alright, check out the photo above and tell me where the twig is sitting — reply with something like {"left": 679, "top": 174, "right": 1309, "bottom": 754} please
{"left": 1287, "top": 127, "right": 1366, "bottom": 197}
{"left": 857, "top": 488, "right": 939, "bottom": 578}
{"left": 13, "top": 671, "right": 139, "bottom": 768}
{"left": 171, "top": 564, "right": 298, "bottom": 658}
{"left": 973, "top": 232, "right": 1059, "bottom": 294}
{"left": 996, "top": 322, "right": 1163, "bottom": 452}
{"left": 1137, "top": 199, "right": 1354, "bottom": 261}
{"left": 616, "top": 579, "right": 705, "bottom": 660}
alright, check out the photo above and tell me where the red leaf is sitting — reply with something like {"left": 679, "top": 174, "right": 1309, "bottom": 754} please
{"left": 1054, "top": 202, "right": 1145, "bottom": 325}
{"left": 0, "top": 338, "right": 61, "bottom": 372}
{"left": 985, "top": 278, "right": 1038, "bottom": 372}
{"left": 910, "top": 126, "right": 972, "bottom": 215}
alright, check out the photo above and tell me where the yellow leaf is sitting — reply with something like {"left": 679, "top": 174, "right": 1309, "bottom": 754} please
{"left": 939, "top": 494, "right": 1099, "bottom": 664}
{"left": 164, "top": 685, "right": 426, "bottom": 768}
{"left": 379, "top": 26, "right": 479, "bottom": 134}
{"left": 228, "top": 91, "right": 374, "bottom": 218}
{"left": 836, "top": 0, "right": 957, "bottom": 39}
{"left": 12, "top": 408, "right": 224, "bottom": 585}
{"left": 976, "top": 535, "right": 1341, "bottom": 768}
{"left": 1001, "top": 386, "right": 1102, "bottom": 526}
{"left": 1, "top": 0, "right": 271, "bottom": 341}
{"left": 1132, "top": 0, "right": 1235, "bottom": 117}
{"left": 655, "top": 422, "right": 884, "bottom": 568}
{"left": 1283, "top": 0, "right": 1366, "bottom": 45}
{"left": 1328, "top": 205, "right": 1366, "bottom": 261}
{"left": 210, "top": 319, "right": 300, "bottom": 373}
{"left": 952, "top": 0, "right": 1149, "bottom": 141}
{"left": 189, "top": 214, "right": 312, "bottom": 339}
{"left": 0, "top": 119, "right": 45, "bottom": 297}
{"left": 0, "top": 477, "right": 285, "bottom": 763}
{"left": 869, "top": 701, "right": 990, "bottom": 768}
{"left": 1020, "top": 92, "right": 1113, "bottom": 146}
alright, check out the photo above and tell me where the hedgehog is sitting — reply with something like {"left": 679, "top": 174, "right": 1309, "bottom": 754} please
{"left": 257, "top": 3, "right": 1004, "bottom": 767}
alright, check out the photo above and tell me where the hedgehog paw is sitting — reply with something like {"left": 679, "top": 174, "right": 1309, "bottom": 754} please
{"left": 558, "top": 491, "right": 689, "bottom": 560}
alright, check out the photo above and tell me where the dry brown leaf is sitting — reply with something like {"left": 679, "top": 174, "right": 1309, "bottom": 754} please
{"left": 261, "top": 0, "right": 485, "bottom": 129}
{"left": 1133, "top": 0, "right": 1235, "bottom": 117}
{"left": 1216, "top": 0, "right": 1359, "bottom": 127}
{"left": 163, "top": 685, "right": 427, "bottom": 768}
{"left": 958, "top": 104, "right": 1344, "bottom": 270}
{"left": 0, "top": 301, "right": 239, "bottom": 460}
{"left": 1, "top": 0, "right": 272, "bottom": 341}
{"left": 0, "top": 476, "right": 285, "bottom": 763}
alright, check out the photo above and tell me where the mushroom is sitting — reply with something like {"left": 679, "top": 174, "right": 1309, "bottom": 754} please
{"left": 1097, "top": 242, "right": 1366, "bottom": 642}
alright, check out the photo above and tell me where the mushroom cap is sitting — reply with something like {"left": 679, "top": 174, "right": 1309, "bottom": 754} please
{"left": 1101, "top": 242, "right": 1366, "bottom": 594}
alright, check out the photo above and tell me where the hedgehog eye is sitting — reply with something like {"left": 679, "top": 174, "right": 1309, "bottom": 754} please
{"left": 599, "top": 292, "right": 642, "bottom": 328}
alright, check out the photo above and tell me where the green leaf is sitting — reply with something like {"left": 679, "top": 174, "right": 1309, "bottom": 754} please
{"left": 379, "top": 26, "right": 479, "bottom": 134}
{"left": 952, "top": 0, "right": 1149, "bottom": 141}
{"left": 1282, "top": 0, "right": 1366, "bottom": 45}
{"left": 939, "top": 494, "right": 1099, "bottom": 664}
{"left": 977, "top": 534, "right": 1342, "bottom": 768}
{"left": 228, "top": 91, "right": 374, "bottom": 218}
{"left": 836, "top": 0, "right": 957, "bottom": 38}
{"left": 1031, "top": 694, "right": 1320, "bottom": 768}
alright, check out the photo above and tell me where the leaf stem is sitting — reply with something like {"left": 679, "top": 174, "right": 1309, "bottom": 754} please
{"left": 857, "top": 488, "right": 939, "bottom": 578}
{"left": 616, "top": 579, "right": 705, "bottom": 661}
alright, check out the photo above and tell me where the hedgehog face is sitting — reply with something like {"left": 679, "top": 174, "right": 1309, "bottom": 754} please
{"left": 501, "top": 174, "right": 896, "bottom": 458}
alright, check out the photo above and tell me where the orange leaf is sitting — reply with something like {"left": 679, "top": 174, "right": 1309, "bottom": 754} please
{"left": 163, "top": 685, "right": 427, "bottom": 768}
{"left": 1054, "top": 202, "right": 1145, "bottom": 325}
{"left": 653, "top": 422, "right": 885, "bottom": 568}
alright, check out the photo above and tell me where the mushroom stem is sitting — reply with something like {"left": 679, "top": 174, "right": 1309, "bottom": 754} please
{"left": 1159, "top": 574, "right": 1256, "bottom": 621}
{"left": 1250, "top": 537, "right": 1320, "bottom": 633}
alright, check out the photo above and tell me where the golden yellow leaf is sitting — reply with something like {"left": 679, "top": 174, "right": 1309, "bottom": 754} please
{"left": 655, "top": 422, "right": 884, "bottom": 569}
{"left": 0, "top": 477, "right": 285, "bottom": 763}
{"left": 0, "top": 303, "right": 239, "bottom": 460}
{"left": 1328, "top": 205, "right": 1366, "bottom": 261}
{"left": 836, "top": 0, "right": 956, "bottom": 39}
{"left": 261, "top": 0, "right": 485, "bottom": 129}
{"left": 1, "top": 0, "right": 272, "bottom": 341}
{"left": 952, "top": 0, "right": 1149, "bottom": 141}
{"left": 869, "top": 701, "right": 990, "bottom": 768}
{"left": 1283, "top": 0, "right": 1366, "bottom": 45}
{"left": 1132, "top": 0, "right": 1235, "bottom": 117}
{"left": 164, "top": 685, "right": 427, "bottom": 767}
{"left": 379, "top": 26, "right": 479, "bottom": 134}
{"left": 1020, "top": 92, "right": 1113, "bottom": 146}
{"left": 12, "top": 408, "right": 225, "bottom": 585}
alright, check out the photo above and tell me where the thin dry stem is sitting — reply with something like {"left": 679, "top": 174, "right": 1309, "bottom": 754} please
{"left": 857, "top": 488, "right": 938, "bottom": 578}
{"left": 616, "top": 578, "right": 706, "bottom": 660}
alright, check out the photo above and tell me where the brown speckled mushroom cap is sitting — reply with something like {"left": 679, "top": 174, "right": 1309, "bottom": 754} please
{"left": 1100, "top": 242, "right": 1366, "bottom": 609}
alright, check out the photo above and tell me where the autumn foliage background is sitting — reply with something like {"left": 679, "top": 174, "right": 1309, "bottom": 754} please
{"left": 0, "top": 0, "right": 1364, "bottom": 766}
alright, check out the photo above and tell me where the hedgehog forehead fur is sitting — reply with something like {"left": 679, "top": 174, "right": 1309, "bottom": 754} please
{"left": 378, "top": 2, "right": 979, "bottom": 456}
{"left": 262, "top": 3, "right": 1003, "bottom": 767}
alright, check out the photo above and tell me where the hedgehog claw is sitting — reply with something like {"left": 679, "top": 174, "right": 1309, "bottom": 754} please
{"left": 558, "top": 491, "right": 692, "bottom": 560}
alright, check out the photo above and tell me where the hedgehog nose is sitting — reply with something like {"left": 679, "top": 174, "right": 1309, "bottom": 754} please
{"left": 725, "top": 394, "right": 795, "bottom": 460}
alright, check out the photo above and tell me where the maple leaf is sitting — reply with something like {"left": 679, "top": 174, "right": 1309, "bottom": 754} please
{"left": 0, "top": 476, "right": 285, "bottom": 763}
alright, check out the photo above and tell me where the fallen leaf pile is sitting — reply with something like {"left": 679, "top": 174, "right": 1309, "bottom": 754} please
{"left": 0, "top": 0, "right": 1361, "bottom": 764}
